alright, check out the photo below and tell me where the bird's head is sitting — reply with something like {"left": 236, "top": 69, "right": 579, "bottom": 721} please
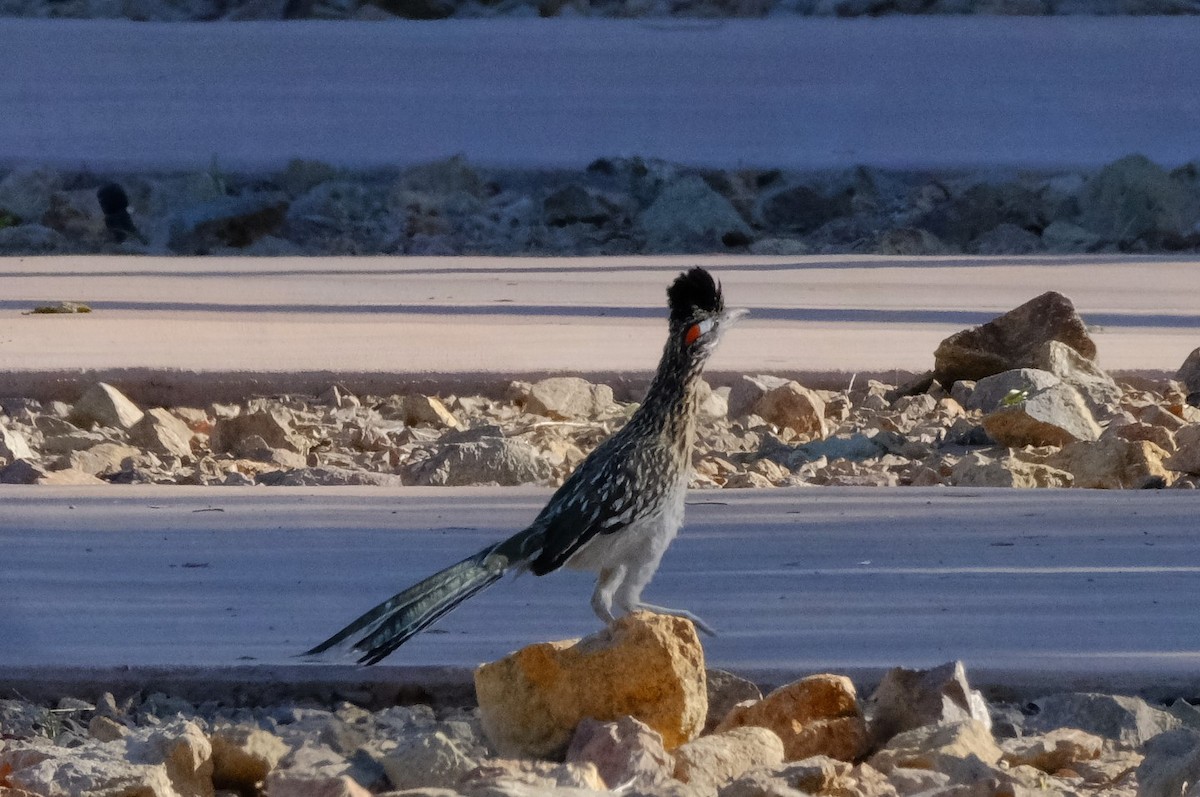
{"left": 667, "top": 267, "right": 747, "bottom": 359}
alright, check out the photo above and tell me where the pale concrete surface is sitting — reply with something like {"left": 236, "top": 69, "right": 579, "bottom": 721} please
{"left": 3, "top": 18, "right": 1199, "bottom": 170}
{"left": 1, "top": 255, "right": 1197, "bottom": 386}
{"left": 3, "top": 486, "right": 1200, "bottom": 697}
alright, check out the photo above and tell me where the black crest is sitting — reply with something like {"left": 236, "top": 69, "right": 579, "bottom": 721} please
{"left": 667, "top": 267, "right": 723, "bottom": 323}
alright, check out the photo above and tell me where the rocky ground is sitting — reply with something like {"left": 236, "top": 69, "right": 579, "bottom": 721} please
{"left": 3, "top": 0, "right": 1198, "bottom": 23}
{"left": 3, "top": 614, "right": 1200, "bottom": 797}
{"left": 2, "top": 291, "right": 1199, "bottom": 490}
{"left": 3, "top": 154, "right": 1200, "bottom": 258}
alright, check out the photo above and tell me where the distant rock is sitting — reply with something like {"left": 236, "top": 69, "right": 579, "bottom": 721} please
{"left": 637, "top": 175, "right": 752, "bottom": 250}
{"left": 0, "top": 223, "right": 70, "bottom": 254}
{"left": 0, "top": 166, "right": 63, "bottom": 221}
{"left": 168, "top": 193, "right": 289, "bottom": 253}
{"left": 474, "top": 611, "right": 707, "bottom": 758}
{"left": 1079, "top": 154, "right": 1193, "bottom": 247}
{"left": 758, "top": 183, "right": 851, "bottom": 235}
{"left": 934, "top": 291, "right": 1097, "bottom": 385}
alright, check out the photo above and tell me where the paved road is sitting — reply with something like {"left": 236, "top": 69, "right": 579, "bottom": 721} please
{"left": 2, "top": 256, "right": 1197, "bottom": 402}
{"left": 3, "top": 485, "right": 1199, "bottom": 696}
{"left": 2, "top": 17, "right": 1198, "bottom": 170}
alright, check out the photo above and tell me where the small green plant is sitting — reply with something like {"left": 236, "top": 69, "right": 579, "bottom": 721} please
{"left": 1001, "top": 388, "right": 1029, "bottom": 406}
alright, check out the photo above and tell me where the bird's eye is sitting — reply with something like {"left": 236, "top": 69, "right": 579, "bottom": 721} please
{"left": 684, "top": 319, "right": 714, "bottom": 346}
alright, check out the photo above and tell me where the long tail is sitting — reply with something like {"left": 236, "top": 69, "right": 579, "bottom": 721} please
{"left": 305, "top": 526, "right": 543, "bottom": 665}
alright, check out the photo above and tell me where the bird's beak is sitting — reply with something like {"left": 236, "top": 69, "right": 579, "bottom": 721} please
{"left": 723, "top": 308, "right": 750, "bottom": 326}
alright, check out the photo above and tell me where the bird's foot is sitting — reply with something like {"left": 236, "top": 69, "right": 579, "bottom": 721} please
{"left": 634, "top": 602, "right": 716, "bottom": 637}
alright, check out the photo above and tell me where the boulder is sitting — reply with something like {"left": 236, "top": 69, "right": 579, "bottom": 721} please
{"left": 868, "top": 719, "right": 1003, "bottom": 781}
{"left": 125, "top": 719, "right": 214, "bottom": 797}
{"left": 714, "top": 674, "right": 869, "bottom": 762}
{"left": 1045, "top": 437, "right": 1171, "bottom": 489}
{"left": 474, "top": 611, "right": 707, "bottom": 758}
{"left": 962, "top": 367, "right": 1062, "bottom": 414}
{"left": 210, "top": 409, "right": 309, "bottom": 456}
{"left": 727, "top": 374, "right": 791, "bottom": 419}
{"left": 933, "top": 291, "right": 1097, "bottom": 385}
{"left": 1166, "top": 424, "right": 1200, "bottom": 475}
{"left": 1032, "top": 340, "right": 1123, "bottom": 418}
{"left": 637, "top": 175, "right": 752, "bottom": 250}
{"left": 380, "top": 730, "right": 479, "bottom": 790}
{"left": 948, "top": 452, "right": 1073, "bottom": 488}
{"left": 867, "top": 661, "right": 991, "bottom": 746}
{"left": 67, "top": 442, "right": 143, "bottom": 476}
{"left": 0, "top": 423, "right": 34, "bottom": 461}
{"left": 705, "top": 669, "right": 763, "bottom": 734}
{"left": 752, "top": 382, "right": 827, "bottom": 441}
{"left": 522, "top": 377, "right": 615, "bottom": 420}
{"left": 982, "top": 382, "right": 1101, "bottom": 447}
{"left": 414, "top": 437, "right": 552, "bottom": 486}
{"left": 565, "top": 715, "right": 674, "bottom": 790}
{"left": 264, "top": 772, "right": 373, "bottom": 797}
{"left": 1178, "top": 347, "right": 1200, "bottom": 394}
{"left": 719, "top": 756, "right": 849, "bottom": 797}
{"left": 1000, "top": 727, "right": 1104, "bottom": 774}
{"left": 130, "top": 408, "right": 195, "bottom": 458}
{"left": 211, "top": 724, "right": 289, "bottom": 792}
{"left": 1138, "top": 728, "right": 1200, "bottom": 797}
{"left": 673, "top": 726, "right": 785, "bottom": 791}
{"left": 2, "top": 744, "right": 177, "bottom": 797}
{"left": 1025, "top": 692, "right": 1180, "bottom": 745}
{"left": 69, "top": 382, "right": 145, "bottom": 430}
{"left": 385, "top": 394, "right": 461, "bottom": 429}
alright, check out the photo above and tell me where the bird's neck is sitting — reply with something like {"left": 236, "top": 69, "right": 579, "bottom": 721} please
{"left": 633, "top": 342, "right": 706, "bottom": 452}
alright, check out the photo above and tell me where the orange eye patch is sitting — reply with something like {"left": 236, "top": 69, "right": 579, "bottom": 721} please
{"left": 685, "top": 323, "right": 703, "bottom": 346}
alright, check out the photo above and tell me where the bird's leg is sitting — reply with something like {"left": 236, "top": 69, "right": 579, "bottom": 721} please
{"left": 590, "top": 565, "right": 625, "bottom": 625}
{"left": 635, "top": 602, "right": 717, "bottom": 637}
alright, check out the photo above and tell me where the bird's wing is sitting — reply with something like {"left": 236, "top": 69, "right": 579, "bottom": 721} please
{"left": 527, "top": 445, "right": 645, "bottom": 576}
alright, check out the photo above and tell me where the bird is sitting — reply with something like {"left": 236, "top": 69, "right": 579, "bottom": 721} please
{"left": 305, "top": 267, "right": 745, "bottom": 665}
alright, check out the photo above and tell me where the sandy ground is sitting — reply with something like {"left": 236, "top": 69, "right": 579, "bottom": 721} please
{"left": 4, "top": 17, "right": 1200, "bottom": 170}
{"left": 3, "top": 485, "right": 1200, "bottom": 699}
{"left": 1, "top": 255, "right": 1197, "bottom": 401}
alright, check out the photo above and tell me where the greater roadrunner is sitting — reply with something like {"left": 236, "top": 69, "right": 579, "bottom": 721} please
{"left": 306, "top": 267, "right": 744, "bottom": 664}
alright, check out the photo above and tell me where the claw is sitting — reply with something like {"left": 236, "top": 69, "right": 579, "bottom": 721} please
{"left": 636, "top": 602, "right": 716, "bottom": 637}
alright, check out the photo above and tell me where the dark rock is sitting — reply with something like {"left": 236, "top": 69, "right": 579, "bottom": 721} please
{"left": 933, "top": 291, "right": 1097, "bottom": 385}
{"left": 168, "top": 193, "right": 289, "bottom": 253}
{"left": 758, "top": 183, "right": 852, "bottom": 235}
{"left": 1078, "top": 154, "right": 1193, "bottom": 248}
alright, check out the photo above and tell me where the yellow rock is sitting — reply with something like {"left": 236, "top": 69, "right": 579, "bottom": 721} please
{"left": 715, "top": 673, "right": 869, "bottom": 762}
{"left": 474, "top": 611, "right": 707, "bottom": 758}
